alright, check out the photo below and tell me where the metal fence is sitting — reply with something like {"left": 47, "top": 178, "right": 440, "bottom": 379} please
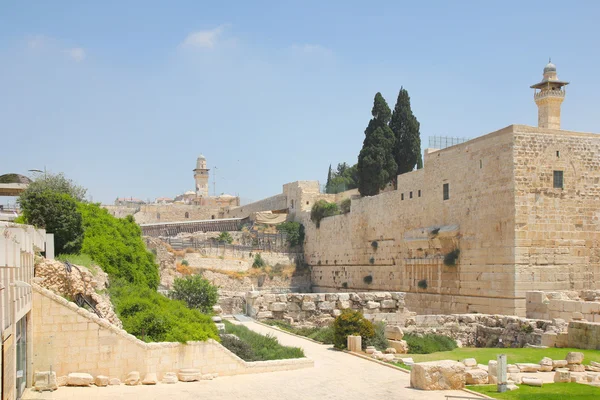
{"left": 429, "top": 136, "right": 470, "bottom": 150}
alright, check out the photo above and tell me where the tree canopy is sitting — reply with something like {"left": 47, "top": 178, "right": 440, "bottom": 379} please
{"left": 326, "top": 162, "right": 358, "bottom": 194}
{"left": 390, "top": 87, "right": 422, "bottom": 175}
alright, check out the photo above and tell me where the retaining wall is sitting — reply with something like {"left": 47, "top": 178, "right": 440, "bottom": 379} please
{"left": 526, "top": 290, "right": 600, "bottom": 323}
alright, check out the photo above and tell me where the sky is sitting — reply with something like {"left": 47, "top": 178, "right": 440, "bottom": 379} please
{"left": 1, "top": 1, "right": 599, "bottom": 205}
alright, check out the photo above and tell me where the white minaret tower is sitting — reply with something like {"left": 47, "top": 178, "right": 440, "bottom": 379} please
{"left": 531, "top": 60, "right": 569, "bottom": 130}
{"left": 193, "top": 155, "right": 210, "bottom": 197}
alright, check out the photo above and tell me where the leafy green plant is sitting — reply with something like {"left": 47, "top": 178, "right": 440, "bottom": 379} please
{"left": 169, "top": 275, "right": 219, "bottom": 314}
{"left": 369, "top": 257, "right": 375, "bottom": 264}
{"left": 252, "top": 253, "right": 266, "bottom": 268}
{"left": 333, "top": 309, "right": 375, "bottom": 349}
{"left": 263, "top": 320, "right": 334, "bottom": 344}
{"left": 219, "top": 334, "right": 256, "bottom": 360}
{"left": 363, "top": 275, "right": 373, "bottom": 284}
{"left": 276, "top": 222, "right": 305, "bottom": 247}
{"left": 520, "top": 324, "right": 534, "bottom": 334}
{"left": 371, "top": 240, "right": 378, "bottom": 249}
{"left": 418, "top": 279, "right": 428, "bottom": 289}
{"left": 223, "top": 321, "right": 305, "bottom": 361}
{"left": 342, "top": 282, "right": 348, "bottom": 289}
{"left": 180, "top": 259, "right": 189, "bottom": 266}
{"left": 403, "top": 333, "right": 457, "bottom": 354}
{"left": 216, "top": 231, "right": 234, "bottom": 244}
{"left": 310, "top": 200, "right": 340, "bottom": 228}
{"left": 443, "top": 248, "right": 460, "bottom": 266}
{"left": 365, "top": 321, "right": 389, "bottom": 351}
{"left": 340, "top": 198, "right": 351, "bottom": 214}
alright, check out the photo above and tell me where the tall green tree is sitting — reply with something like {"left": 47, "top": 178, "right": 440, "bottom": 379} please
{"left": 357, "top": 93, "right": 397, "bottom": 196}
{"left": 390, "top": 87, "right": 422, "bottom": 175}
{"left": 325, "top": 164, "right": 333, "bottom": 193}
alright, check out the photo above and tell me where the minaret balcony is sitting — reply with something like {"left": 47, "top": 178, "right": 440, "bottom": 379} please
{"left": 534, "top": 89, "right": 565, "bottom": 101}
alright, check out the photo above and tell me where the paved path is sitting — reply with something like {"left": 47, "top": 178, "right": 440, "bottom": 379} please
{"left": 23, "top": 322, "right": 482, "bottom": 400}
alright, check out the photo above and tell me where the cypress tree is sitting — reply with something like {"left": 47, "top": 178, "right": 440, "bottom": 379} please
{"left": 325, "top": 164, "right": 332, "bottom": 193}
{"left": 357, "top": 93, "right": 397, "bottom": 196}
{"left": 390, "top": 87, "right": 422, "bottom": 175}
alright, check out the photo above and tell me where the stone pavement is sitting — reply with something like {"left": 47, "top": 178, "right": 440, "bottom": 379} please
{"left": 23, "top": 321, "right": 484, "bottom": 400}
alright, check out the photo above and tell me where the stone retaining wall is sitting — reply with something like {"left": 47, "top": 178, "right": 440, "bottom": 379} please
{"left": 526, "top": 290, "right": 600, "bottom": 323}
{"left": 246, "top": 291, "right": 414, "bottom": 325}
{"left": 567, "top": 321, "right": 600, "bottom": 350}
{"left": 32, "top": 285, "right": 313, "bottom": 381}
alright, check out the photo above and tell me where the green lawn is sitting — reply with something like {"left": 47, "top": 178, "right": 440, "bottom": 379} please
{"left": 404, "top": 347, "right": 600, "bottom": 366}
{"left": 469, "top": 383, "right": 600, "bottom": 399}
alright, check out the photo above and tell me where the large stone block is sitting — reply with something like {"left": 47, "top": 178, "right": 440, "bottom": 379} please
{"left": 384, "top": 325, "right": 404, "bottom": 340}
{"left": 466, "top": 369, "right": 488, "bottom": 384}
{"left": 365, "top": 301, "right": 380, "bottom": 309}
{"left": 347, "top": 335, "right": 361, "bottom": 352}
{"left": 67, "top": 373, "right": 94, "bottom": 386}
{"left": 302, "top": 302, "right": 316, "bottom": 311}
{"left": 34, "top": 371, "right": 57, "bottom": 391}
{"left": 269, "top": 302, "right": 287, "bottom": 312}
{"left": 94, "top": 375, "right": 109, "bottom": 387}
{"left": 516, "top": 363, "right": 540, "bottom": 373}
{"left": 566, "top": 352, "right": 584, "bottom": 364}
{"left": 124, "top": 371, "right": 141, "bottom": 386}
{"left": 488, "top": 360, "right": 498, "bottom": 384}
{"left": 539, "top": 357, "right": 553, "bottom": 372}
{"left": 410, "top": 360, "right": 466, "bottom": 390}
{"left": 178, "top": 369, "right": 201, "bottom": 382}
{"left": 142, "top": 373, "right": 158, "bottom": 385}
{"left": 554, "top": 368, "right": 570, "bottom": 383}
{"left": 388, "top": 339, "right": 408, "bottom": 354}
{"left": 319, "top": 301, "right": 335, "bottom": 311}
{"left": 380, "top": 299, "right": 396, "bottom": 309}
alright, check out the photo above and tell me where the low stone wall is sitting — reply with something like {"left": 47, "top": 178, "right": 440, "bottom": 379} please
{"left": 526, "top": 290, "right": 600, "bottom": 323}
{"left": 181, "top": 251, "right": 300, "bottom": 273}
{"left": 32, "top": 285, "right": 313, "bottom": 381}
{"left": 404, "top": 313, "right": 566, "bottom": 348}
{"left": 567, "top": 321, "right": 600, "bottom": 350}
{"left": 246, "top": 291, "right": 414, "bottom": 325}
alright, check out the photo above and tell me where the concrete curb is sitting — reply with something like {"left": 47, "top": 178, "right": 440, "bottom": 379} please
{"left": 462, "top": 387, "right": 496, "bottom": 399}
{"left": 343, "top": 350, "right": 411, "bottom": 374}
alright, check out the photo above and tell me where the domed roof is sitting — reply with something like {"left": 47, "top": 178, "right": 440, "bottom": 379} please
{"left": 544, "top": 61, "right": 556, "bottom": 73}
{"left": 197, "top": 154, "right": 206, "bottom": 160}
{"left": 0, "top": 173, "right": 32, "bottom": 184}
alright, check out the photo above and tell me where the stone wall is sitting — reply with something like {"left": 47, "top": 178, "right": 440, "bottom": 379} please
{"left": 32, "top": 285, "right": 313, "bottom": 381}
{"left": 104, "top": 204, "right": 222, "bottom": 224}
{"left": 526, "top": 290, "right": 600, "bottom": 323}
{"left": 246, "top": 291, "right": 414, "bottom": 325}
{"left": 180, "top": 251, "right": 300, "bottom": 273}
{"left": 226, "top": 194, "right": 288, "bottom": 219}
{"left": 567, "top": 321, "right": 600, "bottom": 350}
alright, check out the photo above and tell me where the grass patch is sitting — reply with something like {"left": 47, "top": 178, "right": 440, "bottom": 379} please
{"left": 222, "top": 320, "right": 305, "bottom": 361}
{"left": 468, "top": 383, "right": 600, "bottom": 399}
{"left": 404, "top": 347, "right": 600, "bottom": 366}
{"left": 56, "top": 253, "right": 100, "bottom": 275}
{"left": 404, "top": 333, "right": 457, "bottom": 354}
{"left": 263, "top": 320, "right": 334, "bottom": 344}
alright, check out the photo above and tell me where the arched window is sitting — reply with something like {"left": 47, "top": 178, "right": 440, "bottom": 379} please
{"left": 185, "top": 212, "right": 189, "bottom": 218}
{"left": 156, "top": 213, "right": 160, "bottom": 220}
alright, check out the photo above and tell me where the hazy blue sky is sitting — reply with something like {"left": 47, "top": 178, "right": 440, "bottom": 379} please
{"left": 1, "top": 1, "right": 599, "bottom": 204}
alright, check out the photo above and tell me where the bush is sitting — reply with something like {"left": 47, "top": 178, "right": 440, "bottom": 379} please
{"left": 403, "top": 333, "right": 457, "bottom": 354}
{"left": 220, "top": 334, "right": 256, "bottom": 360}
{"left": 223, "top": 321, "right": 305, "bottom": 361}
{"left": 340, "top": 198, "right": 351, "bottom": 214}
{"left": 369, "top": 257, "right": 375, "bottom": 264}
{"left": 78, "top": 203, "right": 160, "bottom": 289}
{"left": 276, "top": 222, "right": 305, "bottom": 247}
{"left": 216, "top": 231, "right": 233, "bottom": 244}
{"left": 110, "top": 280, "right": 219, "bottom": 343}
{"left": 169, "top": 275, "right": 219, "bottom": 314}
{"left": 180, "top": 259, "right": 189, "bottom": 266}
{"left": 310, "top": 200, "right": 340, "bottom": 228}
{"left": 365, "top": 321, "right": 389, "bottom": 351}
{"left": 264, "top": 320, "right": 334, "bottom": 345}
{"left": 371, "top": 240, "right": 378, "bottom": 249}
{"left": 418, "top": 279, "right": 428, "bottom": 289}
{"left": 333, "top": 309, "right": 375, "bottom": 349}
{"left": 363, "top": 275, "right": 373, "bottom": 284}
{"left": 444, "top": 248, "right": 460, "bottom": 266}
{"left": 252, "top": 253, "right": 266, "bottom": 268}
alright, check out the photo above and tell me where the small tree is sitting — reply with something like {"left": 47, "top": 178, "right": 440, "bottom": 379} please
{"left": 276, "top": 222, "right": 305, "bottom": 247}
{"left": 333, "top": 309, "right": 375, "bottom": 350}
{"left": 169, "top": 275, "right": 219, "bottom": 314}
{"left": 310, "top": 200, "right": 340, "bottom": 228}
{"left": 216, "top": 231, "right": 233, "bottom": 244}
{"left": 22, "top": 171, "right": 87, "bottom": 201}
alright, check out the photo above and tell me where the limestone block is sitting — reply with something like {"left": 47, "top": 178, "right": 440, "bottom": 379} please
{"left": 338, "top": 293, "right": 350, "bottom": 301}
{"left": 201, "top": 373, "right": 217, "bottom": 380}
{"left": 554, "top": 368, "right": 570, "bottom": 383}
{"left": 380, "top": 299, "right": 396, "bottom": 309}
{"left": 287, "top": 302, "right": 301, "bottom": 312}
{"left": 57, "top": 376, "right": 68, "bottom": 387}
{"left": 506, "top": 384, "right": 519, "bottom": 391}
{"left": 124, "top": 371, "right": 141, "bottom": 386}
{"left": 568, "top": 364, "right": 586, "bottom": 372}
{"left": 388, "top": 340, "right": 408, "bottom": 354}
{"left": 365, "top": 301, "right": 380, "bottom": 309}
{"left": 211, "top": 316, "right": 222, "bottom": 323}
{"left": 461, "top": 358, "right": 477, "bottom": 368}
{"left": 572, "top": 312, "right": 584, "bottom": 320}
{"left": 332, "top": 309, "right": 342, "bottom": 317}
{"left": 521, "top": 377, "right": 543, "bottom": 387}
{"left": 465, "top": 369, "right": 488, "bottom": 385}
{"left": 269, "top": 302, "right": 287, "bottom": 312}
{"left": 213, "top": 305, "right": 223, "bottom": 315}
{"left": 162, "top": 372, "right": 178, "bottom": 384}
{"left": 382, "top": 354, "right": 395, "bottom": 362}
{"left": 586, "top": 373, "right": 599, "bottom": 382}
{"left": 263, "top": 294, "right": 276, "bottom": 303}
{"left": 586, "top": 365, "right": 600, "bottom": 372}
{"left": 365, "top": 346, "right": 376, "bottom": 354}
{"left": 566, "top": 352, "right": 584, "bottom": 364}
{"left": 347, "top": 335, "right": 362, "bottom": 352}
{"left": 410, "top": 360, "right": 466, "bottom": 390}
{"left": 67, "top": 373, "right": 94, "bottom": 386}
{"left": 302, "top": 302, "right": 316, "bottom": 311}
{"left": 539, "top": 357, "right": 553, "bottom": 372}
{"left": 384, "top": 347, "right": 397, "bottom": 354}
{"left": 488, "top": 361, "right": 498, "bottom": 384}
{"left": 325, "top": 294, "right": 338, "bottom": 301}
{"left": 337, "top": 300, "right": 351, "bottom": 309}
{"left": 398, "top": 357, "right": 414, "bottom": 364}
{"left": 516, "top": 363, "right": 540, "bottom": 373}
{"left": 34, "top": 371, "right": 57, "bottom": 391}
{"left": 592, "top": 361, "right": 600, "bottom": 368}
{"left": 94, "top": 375, "right": 109, "bottom": 387}
{"left": 142, "top": 373, "right": 158, "bottom": 385}
{"left": 178, "top": 368, "right": 202, "bottom": 382}
{"left": 109, "top": 378, "right": 121, "bottom": 385}
{"left": 256, "top": 311, "right": 273, "bottom": 319}
{"left": 319, "top": 301, "right": 334, "bottom": 311}
{"left": 384, "top": 325, "right": 404, "bottom": 340}
{"left": 552, "top": 360, "right": 568, "bottom": 368}
{"left": 508, "top": 373, "right": 522, "bottom": 384}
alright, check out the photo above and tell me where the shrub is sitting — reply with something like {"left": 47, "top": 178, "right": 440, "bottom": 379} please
{"left": 342, "top": 282, "right": 348, "bottom": 289}
{"left": 333, "top": 309, "right": 375, "bottom": 349}
{"left": 169, "top": 275, "right": 219, "bottom": 314}
{"left": 418, "top": 279, "right": 428, "bottom": 289}
{"left": 310, "top": 200, "right": 340, "bottom": 228}
{"left": 444, "top": 248, "right": 460, "bottom": 266}
{"left": 264, "top": 320, "right": 334, "bottom": 344}
{"left": 369, "top": 256, "right": 375, "bottom": 264}
{"left": 220, "top": 334, "right": 256, "bottom": 360}
{"left": 252, "top": 253, "right": 266, "bottom": 268}
{"left": 520, "top": 324, "right": 534, "bottom": 334}
{"left": 181, "top": 259, "right": 189, "bottom": 266}
{"left": 276, "top": 222, "right": 305, "bottom": 247}
{"left": 216, "top": 231, "right": 234, "bottom": 244}
{"left": 223, "top": 321, "right": 305, "bottom": 361}
{"left": 176, "top": 262, "right": 193, "bottom": 276}
{"left": 403, "top": 333, "right": 457, "bottom": 354}
{"left": 364, "top": 321, "right": 389, "bottom": 351}
{"left": 371, "top": 240, "right": 378, "bottom": 249}
{"left": 363, "top": 275, "right": 373, "bottom": 284}
{"left": 430, "top": 227, "right": 440, "bottom": 235}
{"left": 340, "top": 198, "right": 351, "bottom": 214}
{"left": 110, "top": 280, "right": 219, "bottom": 343}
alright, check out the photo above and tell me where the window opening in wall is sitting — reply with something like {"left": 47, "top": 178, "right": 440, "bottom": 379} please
{"left": 401, "top": 193, "right": 404, "bottom": 200}
{"left": 556, "top": 151, "right": 560, "bottom": 158}
{"left": 553, "top": 170, "right": 564, "bottom": 189}
{"left": 443, "top": 183, "right": 449, "bottom": 200}
{"left": 418, "top": 190, "right": 421, "bottom": 197}
{"left": 480, "top": 160, "right": 482, "bottom": 168}
{"left": 185, "top": 212, "right": 189, "bottom": 218}
{"left": 291, "top": 200, "right": 294, "bottom": 209}
{"left": 156, "top": 213, "right": 160, "bottom": 220}
{"left": 410, "top": 191, "right": 413, "bottom": 199}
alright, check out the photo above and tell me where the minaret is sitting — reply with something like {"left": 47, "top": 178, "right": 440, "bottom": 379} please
{"left": 193, "top": 155, "right": 210, "bottom": 197}
{"left": 530, "top": 60, "right": 569, "bottom": 129}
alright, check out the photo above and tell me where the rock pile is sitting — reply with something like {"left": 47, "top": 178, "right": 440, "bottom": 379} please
{"left": 52, "top": 370, "right": 220, "bottom": 389}
{"left": 410, "top": 360, "right": 466, "bottom": 390}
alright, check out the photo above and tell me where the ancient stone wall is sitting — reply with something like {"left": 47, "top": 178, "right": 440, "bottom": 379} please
{"left": 246, "top": 291, "right": 414, "bottom": 325}
{"left": 103, "top": 204, "right": 222, "bottom": 224}
{"left": 512, "top": 126, "right": 600, "bottom": 302}
{"left": 226, "top": 194, "right": 288, "bottom": 219}
{"left": 32, "top": 285, "right": 312, "bottom": 381}
{"left": 526, "top": 290, "right": 600, "bottom": 323}
{"left": 567, "top": 321, "right": 600, "bottom": 350}
{"left": 304, "top": 126, "right": 518, "bottom": 315}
